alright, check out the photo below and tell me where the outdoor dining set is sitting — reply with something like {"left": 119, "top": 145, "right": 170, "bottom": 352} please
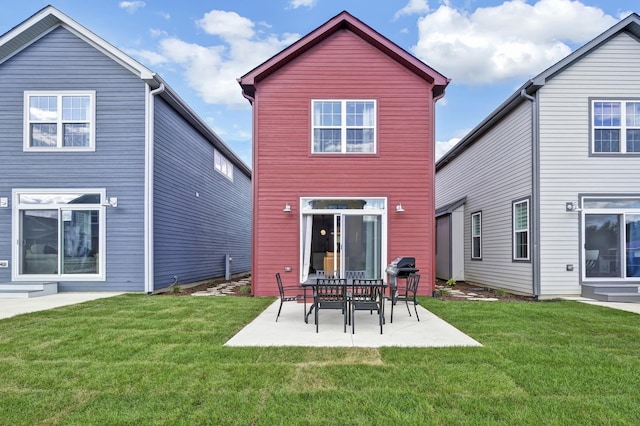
{"left": 275, "top": 270, "right": 421, "bottom": 334}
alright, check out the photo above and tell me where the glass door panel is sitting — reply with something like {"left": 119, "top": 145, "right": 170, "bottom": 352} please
{"left": 342, "top": 215, "right": 382, "bottom": 279}
{"left": 585, "top": 214, "right": 622, "bottom": 278}
{"left": 626, "top": 214, "right": 640, "bottom": 277}
{"left": 62, "top": 209, "right": 99, "bottom": 274}
{"left": 20, "top": 209, "right": 59, "bottom": 275}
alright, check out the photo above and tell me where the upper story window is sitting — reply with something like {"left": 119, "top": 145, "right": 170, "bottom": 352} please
{"left": 471, "top": 211, "right": 482, "bottom": 260}
{"left": 214, "top": 150, "right": 234, "bottom": 181}
{"left": 312, "top": 100, "right": 376, "bottom": 154}
{"left": 592, "top": 100, "right": 640, "bottom": 154}
{"left": 24, "top": 91, "right": 96, "bottom": 151}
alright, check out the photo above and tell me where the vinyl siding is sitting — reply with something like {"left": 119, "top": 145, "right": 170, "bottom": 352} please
{"left": 153, "top": 98, "right": 251, "bottom": 289}
{"left": 252, "top": 30, "right": 437, "bottom": 296}
{"left": 0, "top": 27, "right": 146, "bottom": 291}
{"left": 538, "top": 32, "right": 640, "bottom": 296}
{"left": 435, "top": 101, "right": 533, "bottom": 294}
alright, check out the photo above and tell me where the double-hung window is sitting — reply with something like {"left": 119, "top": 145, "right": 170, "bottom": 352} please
{"left": 24, "top": 91, "right": 95, "bottom": 151}
{"left": 592, "top": 100, "right": 640, "bottom": 153}
{"left": 471, "top": 212, "right": 482, "bottom": 260}
{"left": 214, "top": 150, "right": 234, "bottom": 181}
{"left": 513, "top": 199, "right": 530, "bottom": 261}
{"left": 312, "top": 100, "right": 376, "bottom": 153}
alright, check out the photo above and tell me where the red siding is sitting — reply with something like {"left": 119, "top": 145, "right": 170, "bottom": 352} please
{"left": 252, "top": 30, "right": 436, "bottom": 296}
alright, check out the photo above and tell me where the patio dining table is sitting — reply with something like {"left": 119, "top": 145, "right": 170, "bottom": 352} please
{"left": 301, "top": 278, "right": 387, "bottom": 330}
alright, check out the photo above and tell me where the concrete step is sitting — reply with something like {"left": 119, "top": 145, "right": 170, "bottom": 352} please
{"left": 582, "top": 283, "right": 640, "bottom": 300}
{"left": 593, "top": 291, "right": 640, "bottom": 303}
{"left": 0, "top": 282, "right": 58, "bottom": 299}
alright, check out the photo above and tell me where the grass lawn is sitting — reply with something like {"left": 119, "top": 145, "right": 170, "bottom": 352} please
{"left": 1, "top": 295, "right": 639, "bottom": 425}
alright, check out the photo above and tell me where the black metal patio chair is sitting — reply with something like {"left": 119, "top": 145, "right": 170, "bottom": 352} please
{"left": 350, "top": 278, "right": 384, "bottom": 334}
{"left": 390, "top": 273, "right": 420, "bottom": 323}
{"left": 313, "top": 278, "right": 347, "bottom": 333}
{"left": 275, "top": 273, "right": 304, "bottom": 322}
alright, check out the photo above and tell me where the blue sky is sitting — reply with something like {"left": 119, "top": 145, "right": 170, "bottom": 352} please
{"left": 1, "top": 1, "right": 636, "bottom": 166}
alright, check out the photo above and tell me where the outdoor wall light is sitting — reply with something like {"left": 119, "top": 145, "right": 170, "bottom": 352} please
{"left": 396, "top": 203, "right": 405, "bottom": 213}
{"left": 103, "top": 197, "right": 118, "bottom": 208}
{"left": 565, "top": 201, "right": 581, "bottom": 212}
{"left": 283, "top": 203, "right": 292, "bottom": 213}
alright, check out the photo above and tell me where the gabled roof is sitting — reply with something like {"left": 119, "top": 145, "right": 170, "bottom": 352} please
{"left": 436, "top": 12, "right": 640, "bottom": 172}
{"left": 238, "top": 10, "right": 450, "bottom": 101}
{"left": 0, "top": 5, "right": 251, "bottom": 176}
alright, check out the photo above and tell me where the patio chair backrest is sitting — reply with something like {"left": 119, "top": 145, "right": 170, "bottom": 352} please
{"left": 276, "top": 272, "right": 285, "bottom": 297}
{"left": 406, "top": 274, "right": 420, "bottom": 295}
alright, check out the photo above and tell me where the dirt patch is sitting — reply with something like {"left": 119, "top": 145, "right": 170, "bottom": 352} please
{"left": 435, "top": 279, "right": 536, "bottom": 302}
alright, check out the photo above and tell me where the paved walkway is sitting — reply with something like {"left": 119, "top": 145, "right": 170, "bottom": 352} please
{"left": 0, "top": 292, "right": 124, "bottom": 320}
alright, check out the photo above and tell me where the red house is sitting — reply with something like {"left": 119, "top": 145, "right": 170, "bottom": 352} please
{"left": 238, "top": 11, "right": 449, "bottom": 296}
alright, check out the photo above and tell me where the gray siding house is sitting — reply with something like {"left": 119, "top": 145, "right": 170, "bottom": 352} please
{"left": 436, "top": 13, "right": 640, "bottom": 301}
{"left": 0, "top": 6, "right": 251, "bottom": 295}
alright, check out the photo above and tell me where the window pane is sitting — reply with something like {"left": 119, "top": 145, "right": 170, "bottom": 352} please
{"left": 19, "top": 193, "right": 101, "bottom": 205}
{"left": 594, "top": 129, "right": 620, "bottom": 152}
{"left": 29, "top": 96, "right": 57, "bottom": 121}
{"left": 593, "top": 101, "right": 621, "bottom": 126}
{"left": 626, "top": 214, "right": 640, "bottom": 278}
{"left": 313, "top": 129, "right": 341, "bottom": 152}
{"left": 472, "top": 237, "right": 481, "bottom": 258}
{"left": 346, "top": 129, "right": 374, "bottom": 153}
{"left": 584, "top": 198, "right": 640, "bottom": 209}
{"left": 627, "top": 129, "right": 640, "bottom": 152}
{"left": 585, "top": 214, "right": 621, "bottom": 278}
{"left": 31, "top": 124, "right": 57, "bottom": 147}
{"left": 62, "top": 210, "right": 99, "bottom": 274}
{"left": 514, "top": 202, "right": 528, "bottom": 230}
{"left": 62, "top": 96, "right": 90, "bottom": 121}
{"left": 21, "top": 210, "right": 59, "bottom": 275}
{"left": 63, "top": 123, "right": 90, "bottom": 147}
{"left": 515, "top": 231, "right": 528, "bottom": 259}
{"left": 626, "top": 102, "right": 640, "bottom": 126}
{"left": 316, "top": 101, "right": 341, "bottom": 126}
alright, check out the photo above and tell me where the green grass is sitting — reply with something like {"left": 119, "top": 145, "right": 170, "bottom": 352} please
{"left": 1, "top": 295, "right": 639, "bottom": 425}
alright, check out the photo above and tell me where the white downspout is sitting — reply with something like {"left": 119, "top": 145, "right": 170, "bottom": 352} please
{"left": 144, "top": 83, "right": 165, "bottom": 294}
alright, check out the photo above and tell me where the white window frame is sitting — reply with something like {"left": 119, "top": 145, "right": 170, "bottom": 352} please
{"left": 471, "top": 211, "right": 482, "bottom": 260}
{"left": 214, "top": 150, "right": 234, "bottom": 181}
{"left": 591, "top": 100, "right": 640, "bottom": 154}
{"left": 311, "top": 99, "right": 377, "bottom": 154}
{"left": 513, "top": 199, "right": 530, "bottom": 261}
{"left": 24, "top": 91, "right": 96, "bottom": 152}
{"left": 12, "top": 188, "right": 107, "bottom": 281}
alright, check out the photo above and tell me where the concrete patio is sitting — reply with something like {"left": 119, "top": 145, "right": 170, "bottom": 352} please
{"left": 224, "top": 298, "right": 483, "bottom": 348}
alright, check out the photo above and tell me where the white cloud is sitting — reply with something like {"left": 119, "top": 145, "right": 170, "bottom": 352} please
{"left": 394, "top": 0, "right": 430, "bottom": 20}
{"left": 413, "top": 0, "right": 618, "bottom": 85}
{"left": 149, "top": 28, "right": 168, "bottom": 38}
{"left": 127, "top": 48, "right": 167, "bottom": 66}
{"left": 153, "top": 11, "right": 300, "bottom": 107}
{"left": 119, "top": 1, "right": 145, "bottom": 14}
{"left": 436, "top": 137, "right": 462, "bottom": 160}
{"left": 288, "top": 0, "right": 317, "bottom": 9}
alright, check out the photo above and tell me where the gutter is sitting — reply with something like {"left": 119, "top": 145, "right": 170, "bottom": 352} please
{"left": 144, "top": 82, "right": 165, "bottom": 294}
{"left": 520, "top": 88, "right": 540, "bottom": 300}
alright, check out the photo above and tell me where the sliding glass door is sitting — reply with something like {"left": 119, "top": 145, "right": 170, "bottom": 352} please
{"left": 300, "top": 197, "right": 386, "bottom": 282}
{"left": 582, "top": 197, "right": 640, "bottom": 280}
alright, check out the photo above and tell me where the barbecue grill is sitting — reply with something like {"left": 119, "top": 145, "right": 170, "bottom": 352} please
{"left": 385, "top": 256, "right": 419, "bottom": 281}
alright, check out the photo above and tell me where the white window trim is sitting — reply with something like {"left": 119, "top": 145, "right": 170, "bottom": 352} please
{"left": 299, "top": 196, "right": 387, "bottom": 282}
{"left": 24, "top": 91, "right": 96, "bottom": 152}
{"left": 12, "top": 188, "right": 107, "bottom": 282}
{"left": 471, "top": 212, "right": 482, "bottom": 260}
{"left": 214, "top": 150, "right": 234, "bottom": 181}
{"left": 591, "top": 99, "right": 640, "bottom": 154}
{"left": 513, "top": 199, "right": 530, "bottom": 261}
{"left": 581, "top": 195, "right": 640, "bottom": 282}
{"left": 311, "top": 99, "right": 377, "bottom": 154}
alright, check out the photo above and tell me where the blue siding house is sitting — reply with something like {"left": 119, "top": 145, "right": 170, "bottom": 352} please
{"left": 0, "top": 6, "right": 251, "bottom": 295}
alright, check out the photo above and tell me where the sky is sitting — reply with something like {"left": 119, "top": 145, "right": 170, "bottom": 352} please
{"left": 1, "top": 0, "right": 636, "bottom": 167}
